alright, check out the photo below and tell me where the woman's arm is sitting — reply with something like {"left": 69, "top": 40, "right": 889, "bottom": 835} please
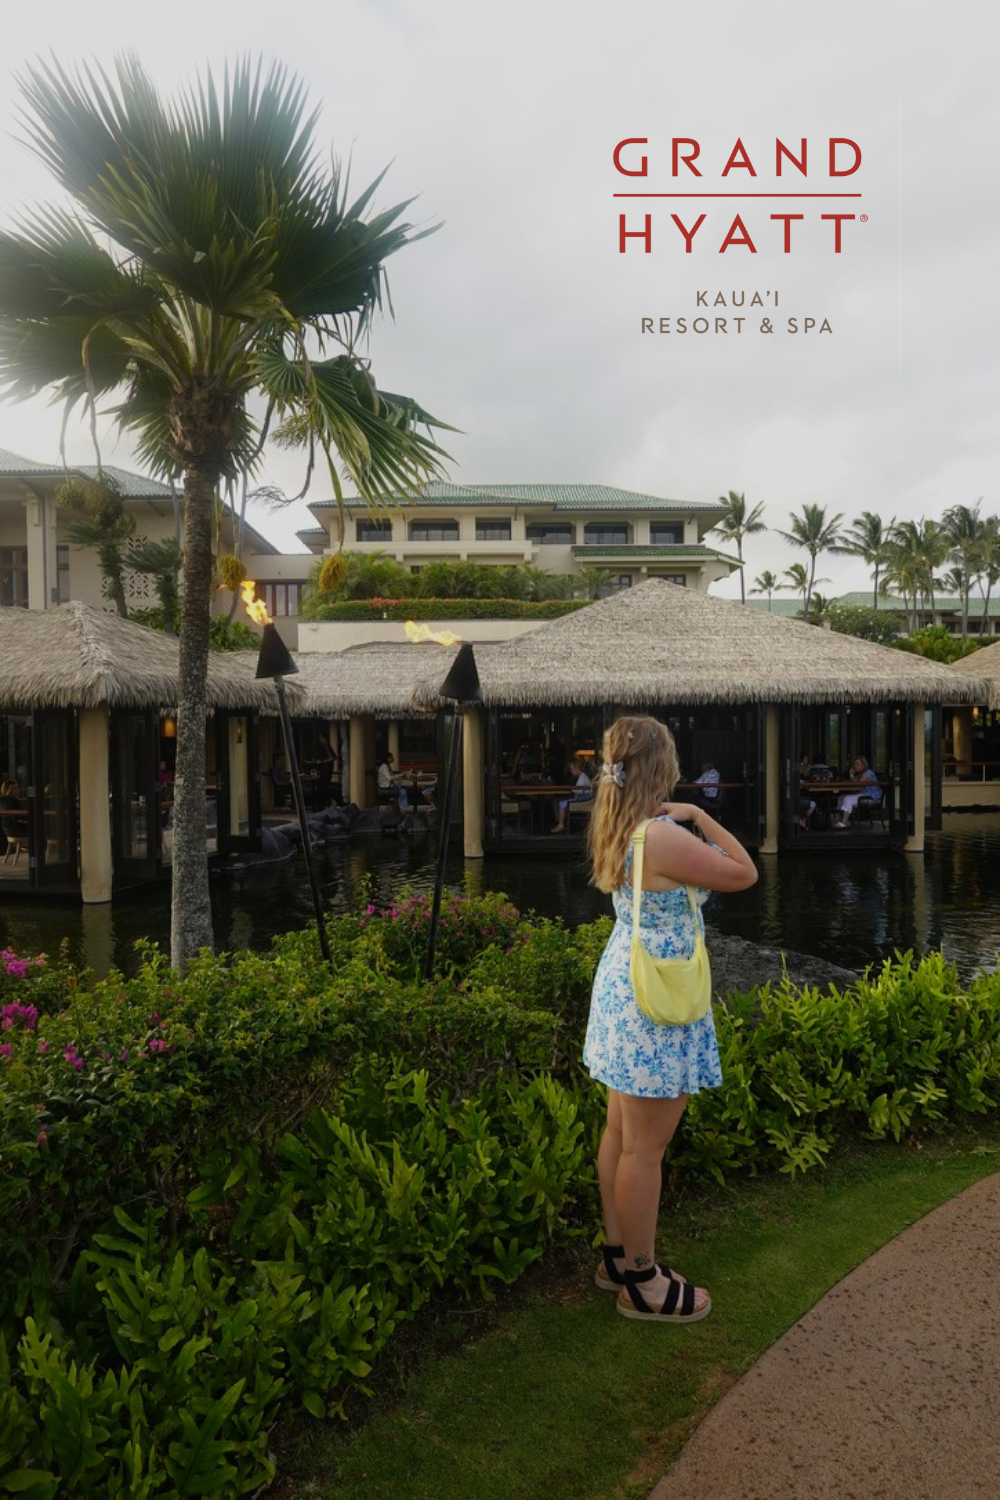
{"left": 645, "top": 805, "right": 759, "bottom": 893}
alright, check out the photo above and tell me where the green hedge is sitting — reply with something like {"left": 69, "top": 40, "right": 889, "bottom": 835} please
{"left": 305, "top": 596, "right": 588, "bottom": 621}
{"left": 2, "top": 898, "right": 1000, "bottom": 1496}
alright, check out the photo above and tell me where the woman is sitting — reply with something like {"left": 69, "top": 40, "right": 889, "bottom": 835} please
{"left": 585, "top": 716, "right": 758, "bottom": 1322}
{"left": 551, "top": 756, "right": 592, "bottom": 833}
{"left": 833, "top": 755, "right": 881, "bottom": 829}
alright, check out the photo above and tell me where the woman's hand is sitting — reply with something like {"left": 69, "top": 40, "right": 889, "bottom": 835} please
{"left": 656, "top": 801, "right": 701, "bottom": 825}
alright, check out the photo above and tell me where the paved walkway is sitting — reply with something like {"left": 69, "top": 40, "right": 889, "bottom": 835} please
{"left": 653, "top": 1174, "right": 1000, "bottom": 1500}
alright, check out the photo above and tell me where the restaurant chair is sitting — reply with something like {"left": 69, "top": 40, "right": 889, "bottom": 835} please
{"left": 856, "top": 795, "right": 887, "bottom": 830}
{"left": 1, "top": 813, "right": 27, "bottom": 865}
{"left": 567, "top": 798, "right": 594, "bottom": 834}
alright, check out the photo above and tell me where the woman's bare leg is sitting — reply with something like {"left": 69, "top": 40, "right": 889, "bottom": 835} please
{"left": 598, "top": 1089, "right": 624, "bottom": 1245}
{"left": 616, "top": 1092, "right": 709, "bottom": 1313}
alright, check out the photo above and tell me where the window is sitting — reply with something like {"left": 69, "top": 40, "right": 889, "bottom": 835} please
{"left": 583, "top": 524, "right": 629, "bottom": 546}
{"left": 57, "top": 545, "right": 71, "bottom": 603}
{"left": 0, "top": 547, "right": 28, "bottom": 608}
{"left": 257, "top": 582, "right": 304, "bottom": 617}
{"left": 600, "top": 574, "right": 633, "bottom": 597}
{"left": 409, "top": 520, "right": 459, "bottom": 542}
{"left": 650, "top": 523, "right": 683, "bottom": 544}
{"left": 526, "top": 523, "right": 575, "bottom": 545}
{"left": 475, "top": 519, "right": 511, "bottom": 541}
{"left": 356, "top": 519, "right": 393, "bottom": 543}
{"left": 663, "top": 573, "right": 687, "bottom": 586}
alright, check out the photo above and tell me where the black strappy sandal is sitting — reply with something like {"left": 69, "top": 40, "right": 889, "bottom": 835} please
{"left": 595, "top": 1247, "right": 688, "bottom": 1293}
{"left": 617, "top": 1265, "right": 711, "bottom": 1323}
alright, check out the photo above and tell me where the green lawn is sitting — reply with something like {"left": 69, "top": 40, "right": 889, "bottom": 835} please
{"left": 286, "top": 1129, "right": 1000, "bottom": 1500}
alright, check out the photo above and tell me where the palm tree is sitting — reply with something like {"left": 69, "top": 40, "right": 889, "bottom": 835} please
{"left": 831, "top": 511, "right": 894, "bottom": 610}
{"left": 941, "top": 502, "right": 984, "bottom": 636}
{"left": 574, "top": 565, "right": 615, "bottom": 601}
{"left": 776, "top": 504, "right": 843, "bottom": 616}
{"left": 886, "top": 520, "right": 949, "bottom": 625}
{"left": 55, "top": 474, "right": 135, "bottom": 617}
{"left": 974, "top": 517, "right": 1000, "bottom": 631}
{"left": 708, "top": 490, "right": 766, "bottom": 602}
{"left": 128, "top": 536, "right": 183, "bottom": 630}
{"left": 0, "top": 58, "right": 450, "bottom": 965}
{"left": 783, "top": 563, "right": 810, "bottom": 618}
{"left": 749, "top": 569, "right": 780, "bottom": 610}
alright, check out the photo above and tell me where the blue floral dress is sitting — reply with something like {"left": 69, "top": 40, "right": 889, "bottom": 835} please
{"left": 584, "top": 818, "right": 723, "bottom": 1099}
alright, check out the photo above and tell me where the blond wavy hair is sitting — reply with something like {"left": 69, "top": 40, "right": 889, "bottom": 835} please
{"left": 587, "top": 715, "right": 680, "bottom": 892}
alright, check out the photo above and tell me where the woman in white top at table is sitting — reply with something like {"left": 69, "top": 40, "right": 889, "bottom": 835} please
{"left": 833, "top": 756, "right": 881, "bottom": 828}
{"left": 551, "top": 758, "right": 592, "bottom": 832}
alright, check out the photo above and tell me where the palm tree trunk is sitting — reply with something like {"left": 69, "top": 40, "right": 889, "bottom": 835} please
{"left": 171, "top": 466, "right": 217, "bottom": 966}
{"left": 872, "top": 564, "right": 879, "bottom": 612}
{"left": 737, "top": 538, "right": 745, "bottom": 602}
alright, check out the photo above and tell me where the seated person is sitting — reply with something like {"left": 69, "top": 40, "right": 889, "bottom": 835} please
{"left": 693, "top": 759, "right": 722, "bottom": 806}
{"left": 551, "top": 758, "right": 592, "bottom": 833}
{"left": 270, "top": 754, "right": 292, "bottom": 808}
{"left": 377, "top": 752, "right": 410, "bottom": 809}
{"left": 833, "top": 756, "right": 882, "bottom": 828}
{"left": 798, "top": 752, "right": 817, "bottom": 829}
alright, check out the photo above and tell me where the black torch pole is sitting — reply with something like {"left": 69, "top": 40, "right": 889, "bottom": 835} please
{"left": 424, "top": 708, "right": 463, "bottom": 979}
{"left": 274, "top": 674, "right": 331, "bottom": 965}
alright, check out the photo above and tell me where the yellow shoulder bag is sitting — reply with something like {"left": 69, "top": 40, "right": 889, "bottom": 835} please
{"left": 628, "top": 819, "right": 712, "bottom": 1026}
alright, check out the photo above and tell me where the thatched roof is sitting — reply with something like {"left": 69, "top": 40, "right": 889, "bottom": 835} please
{"left": 0, "top": 602, "right": 300, "bottom": 713}
{"left": 292, "top": 642, "right": 458, "bottom": 718}
{"left": 407, "top": 581, "right": 988, "bottom": 709}
{"left": 951, "top": 641, "right": 1000, "bottom": 708}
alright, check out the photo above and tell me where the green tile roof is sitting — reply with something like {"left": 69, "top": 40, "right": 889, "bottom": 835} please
{"left": 76, "top": 465, "right": 173, "bottom": 499}
{"left": 0, "top": 448, "right": 65, "bottom": 476}
{"left": 309, "top": 482, "right": 724, "bottom": 514}
{"left": 570, "top": 544, "right": 737, "bottom": 561}
{"left": 835, "top": 590, "right": 1000, "bottom": 617}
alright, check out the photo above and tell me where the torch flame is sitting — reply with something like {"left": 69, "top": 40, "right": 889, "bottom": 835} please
{"left": 241, "top": 580, "right": 272, "bottom": 627}
{"left": 404, "top": 620, "right": 462, "bottom": 646}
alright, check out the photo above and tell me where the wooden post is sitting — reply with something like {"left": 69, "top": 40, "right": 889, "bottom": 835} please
{"left": 905, "top": 703, "right": 926, "bottom": 853}
{"left": 760, "top": 704, "right": 780, "bottom": 854}
{"left": 952, "top": 708, "right": 973, "bottom": 778}
{"left": 387, "top": 720, "right": 401, "bottom": 764}
{"left": 348, "top": 716, "right": 369, "bottom": 808}
{"left": 79, "top": 705, "right": 112, "bottom": 903}
{"left": 462, "top": 706, "right": 485, "bottom": 858}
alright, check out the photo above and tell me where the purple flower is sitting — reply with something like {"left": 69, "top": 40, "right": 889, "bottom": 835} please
{"left": 0, "top": 1042, "right": 13, "bottom": 1059}
{"left": 63, "top": 1044, "right": 84, "bottom": 1071}
{"left": 37, "top": 1039, "right": 49, "bottom": 1054}
{"left": 147, "top": 1037, "right": 171, "bottom": 1053}
{"left": 120, "top": 1049, "right": 128, "bottom": 1063}
{"left": 36, "top": 1130, "right": 48, "bottom": 1146}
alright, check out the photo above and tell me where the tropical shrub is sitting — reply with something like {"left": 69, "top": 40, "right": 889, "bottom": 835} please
{"left": 305, "top": 596, "right": 586, "bottom": 621}
{"left": 892, "top": 625, "right": 984, "bottom": 662}
{"left": 827, "top": 602, "right": 903, "bottom": 643}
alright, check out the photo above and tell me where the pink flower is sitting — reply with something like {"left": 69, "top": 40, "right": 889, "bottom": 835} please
{"left": 37, "top": 1039, "right": 49, "bottom": 1054}
{"left": 365, "top": 905, "right": 376, "bottom": 915}
{"left": 36, "top": 1130, "right": 48, "bottom": 1146}
{"left": 120, "top": 1049, "right": 128, "bottom": 1063}
{"left": 0, "top": 1042, "right": 13, "bottom": 1059}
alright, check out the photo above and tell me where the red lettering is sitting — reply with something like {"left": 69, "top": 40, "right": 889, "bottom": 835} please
{"left": 718, "top": 214, "right": 757, "bottom": 253}
{"left": 671, "top": 138, "right": 702, "bottom": 177}
{"left": 771, "top": 213, "right": 804, "bottom": 252}
{"left": 613, "top": 139, "right": 648, "bottom": 176}
{"left": 829, "top": 138, "right": 862, "bottom": 176}
{"left": 620, "top": 214, "right": 652, "bottom": 253}
{"left": 670, "top": 213, "right": 706, "bottom": 253}
{"left": 721, "top": 138, "right": 757, "bottom": 176}
{"left": 776, "top": 138, "right": 807, "bottom": 176}
{"left": 821, "top": 213, "right": 855, "bottom": 252}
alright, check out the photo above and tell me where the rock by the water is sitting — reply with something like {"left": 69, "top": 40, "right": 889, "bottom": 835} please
{"left": 706, "top": 928, "right": 858, "bottom": 1001}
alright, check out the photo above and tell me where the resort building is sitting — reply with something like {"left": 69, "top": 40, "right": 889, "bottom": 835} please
{"left": 296, "top": 481, "right": 739, "bottom": 594}
{"left": 748, "top": 591, "right": 1000, "bottom": 637}
{"left": 0, "top": 448, "right": 304, "bottom": 629}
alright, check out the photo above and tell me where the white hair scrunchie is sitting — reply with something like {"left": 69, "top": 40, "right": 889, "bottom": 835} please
{"left": 601, "top": 761, "right": 626, "bottom": 788}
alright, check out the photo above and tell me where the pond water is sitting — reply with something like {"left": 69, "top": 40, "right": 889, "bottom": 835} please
{"left": 3, "top": 813, "right": 1000, "bottom": 981}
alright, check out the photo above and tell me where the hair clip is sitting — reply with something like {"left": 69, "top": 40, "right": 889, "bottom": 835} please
{"left": 601, "top": 761, "right": 626, "bottom": 788}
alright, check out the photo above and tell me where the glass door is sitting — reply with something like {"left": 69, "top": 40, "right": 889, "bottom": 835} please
{"left": 32, "top": 711, "right": 77, "bottom": 887}
{"left": 0, "top": 714, "right": 33, "bottom": 886}
{"left": 111, "top": 711, "right": 160, "bottom": 882}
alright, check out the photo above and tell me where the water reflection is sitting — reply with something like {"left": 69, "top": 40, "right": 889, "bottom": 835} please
{"left": 3, "top": 815, "right": 1000, "bottom": 980}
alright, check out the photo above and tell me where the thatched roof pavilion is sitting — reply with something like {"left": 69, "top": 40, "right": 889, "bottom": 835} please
{"left": 407, "top": 580, "right": 988, "bottom": 709}
{"left": 950, "top": 641, "right": 1000, "bottom": 709}
{"left": 292, "top": 642, "right": 456, "bottom": 718}
{"left": 0, "top": 602, "right": 298, "bottom": 713}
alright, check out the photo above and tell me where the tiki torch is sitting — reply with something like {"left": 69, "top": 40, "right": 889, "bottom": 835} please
{"left": 246, "top": 586, "right": 331, "bottom": 965}
{"left": 425, "top": 642, "right": 482, "bottom": 979}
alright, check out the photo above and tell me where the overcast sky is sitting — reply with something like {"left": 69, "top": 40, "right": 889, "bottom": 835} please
{"left": 1, "top": 0, "right": 996, "bottom": 597}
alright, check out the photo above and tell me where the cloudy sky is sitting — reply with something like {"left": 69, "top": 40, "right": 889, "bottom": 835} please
{"left": 0, "top": 0, "right": 996, "bottom": 596}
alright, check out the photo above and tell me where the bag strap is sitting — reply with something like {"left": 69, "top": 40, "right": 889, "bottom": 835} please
{"left": 630, "top": 818, "right": 699, "bottom": 927}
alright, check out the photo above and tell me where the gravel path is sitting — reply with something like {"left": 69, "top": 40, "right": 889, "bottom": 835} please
{"left": 652, "top": 1173, "right": 1000, "bottom": 1500}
